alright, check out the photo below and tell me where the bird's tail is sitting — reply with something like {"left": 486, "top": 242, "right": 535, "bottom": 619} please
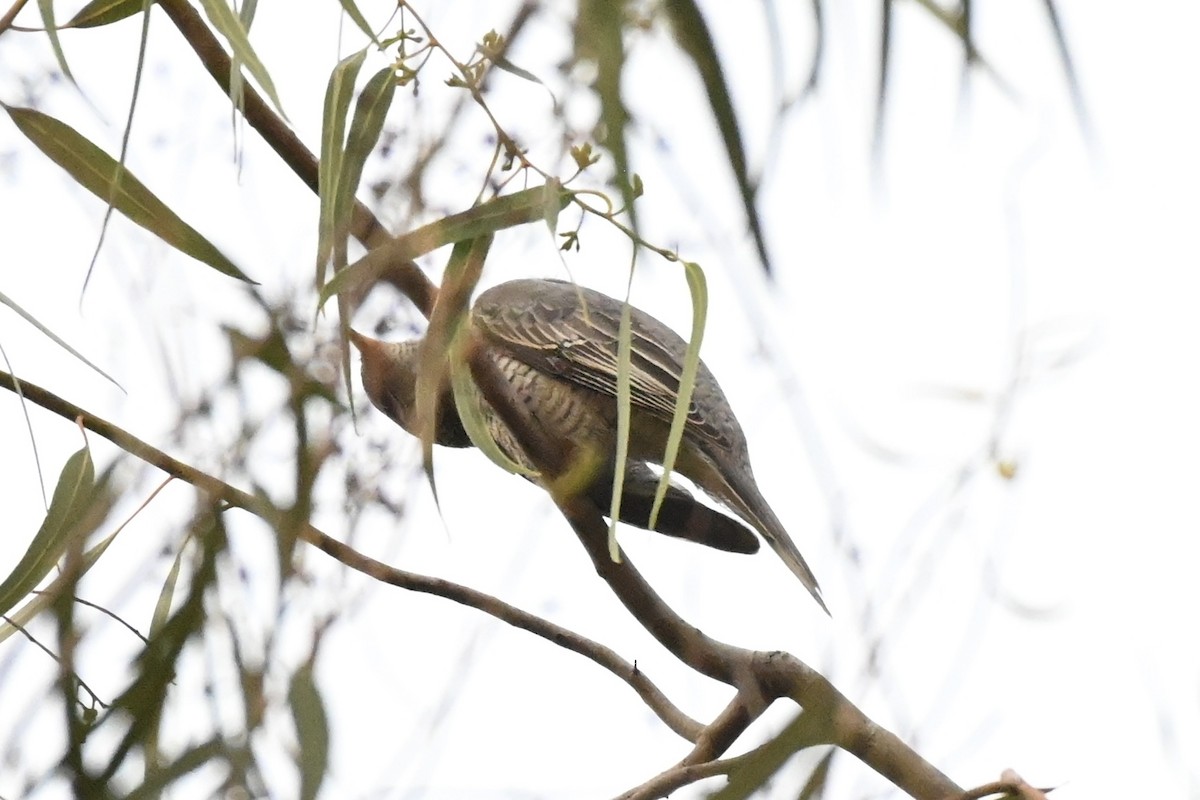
{"left": 590, "top": 463, "right": 761, "bottom": 554}
{"left": 720, "top": 469, "right": 829, "bottom": 615}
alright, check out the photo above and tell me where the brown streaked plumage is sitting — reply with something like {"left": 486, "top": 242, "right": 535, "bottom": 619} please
{"left": 353, "top": 278, "right": 827, "bottom": 612}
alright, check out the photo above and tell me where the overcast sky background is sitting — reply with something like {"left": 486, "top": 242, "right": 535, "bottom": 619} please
{"left": 1, "top": 1, "right": 1198, "bottom": 798}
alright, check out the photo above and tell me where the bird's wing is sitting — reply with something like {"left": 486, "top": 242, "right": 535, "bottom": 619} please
{"left": 472, "top": 279, "right": 739, "bottom": 453}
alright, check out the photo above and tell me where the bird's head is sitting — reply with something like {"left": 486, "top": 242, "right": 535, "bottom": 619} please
{"left": 350, "top": 330, "right": 471, "bottom": 447}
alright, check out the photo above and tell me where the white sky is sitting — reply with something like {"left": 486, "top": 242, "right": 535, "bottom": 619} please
{"left": 1, "top": 1, "right": 1198, "bottom": 798}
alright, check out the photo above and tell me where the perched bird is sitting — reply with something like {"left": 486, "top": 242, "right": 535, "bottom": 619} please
{"left": 353, "top": 278, "right": 827, "bottom": 612}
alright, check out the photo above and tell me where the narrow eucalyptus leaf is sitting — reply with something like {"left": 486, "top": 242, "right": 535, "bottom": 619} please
{"left": 0, "top": 290, "right": 123, "bottom": 390}
{"left": 317, "top": 185, "right": 569, "bottom": 311}
{"left": 3, "top": 105, "right": 252, "bottom": 283}
{"left": 663, "top": 0, "right": 771, "bottom": 273}
{"left": 37, "top": 0, "right": 75, "bottom": 82}
{"left": 65, "top": 0, "right": 147, "bottom": 28}
{"left": 0, "top": 448, "right": 94, "bottom": 618}
{"left": 649, "top": 262, "right": 707, "bottom": 529}
{"left": 338, "top": 0, "right": 383, "bottom": 48}
{"left": 316, "top": 48, "right": 369, "bottom": 283}
{"left": 197, "top": 0, "right": 288, "bottom": 119}
{"left": 289, "top": 663, "right": 330, "bottom": 800}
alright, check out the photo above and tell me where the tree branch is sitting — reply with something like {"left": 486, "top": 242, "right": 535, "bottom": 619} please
{"left": 463, "top": 332, "right": 964, "bottom": 799}
{"left": 0, "top": 369, "right": 702, "bottom": 743}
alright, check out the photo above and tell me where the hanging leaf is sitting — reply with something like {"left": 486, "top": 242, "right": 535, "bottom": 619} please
{"left": 575, "top": 0, "right": 637, "bottom": 225}
{"left": 0, "top": 448, "right": 112, "bottom": 619}
{"left": 315, "top": 48, "right": 368, "bottom": 285}
{"left": 65, "top": 0, "right": 150, "bottom": 28}
{"left": 36, "top": 0, "right": 75, "bottom": 82}
{"left": 196, "top": 0, "right": 288, "bottom": 119}
{"left": 662, "top": 1, "right": 772, "bottom": 274}
{"left": 648, "top": 261, "right": 707, "bottom": 530}
{"left": 3, "top": 105, "right": 253, "bottom": 283}
{"left": 0, "top": 290, "right": 123, "bottom": 390}
{"left": 288, "top": 661, "right": 330, "bottom": 800}
{"left": 333, "top": 65, "right": 397, "bottom": 269}
{"left": 337, "top": 0, "right": 383, "bottom": 49}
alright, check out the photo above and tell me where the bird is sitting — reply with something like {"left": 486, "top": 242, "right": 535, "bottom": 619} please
{"left": 352, "top": 278, "right": 827, "bottom": 612}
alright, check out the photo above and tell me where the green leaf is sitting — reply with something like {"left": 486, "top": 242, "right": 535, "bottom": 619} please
{"left": 197, "top": 0, "right": 288, "bottom": 119}
{"left": 449, "top": 330, "right": 537, "bottom": 479}
{"left": 0, "top": 291, "right": 123, "bottom": 390}
{"left": 542, "top": 177, "right": 563, "bottom": 237}
{"left": 662, "top": 0, "right": 772, "bottom": 274}
{"left": 0, "top": 510, "right": 121, "bottom": 645}
{"left": 37, "top": 0, "right": 75, "bottom": 82}
{"left": 415, "top": 236, "right": 493, "bottom": 504}
{"left": 575, "top": 0, "right": 635, "bottom": 224}
{"left": 316, "top": 48, "right": 369, "bottom": 286}
{"left": 333, "top": 65, "right": 396, "bottom": 264}
{"left": 607, "top": 276, "right": 635, "bottom": 563}
{"left": 65, "top": 0, "right": 150, "bottom": 28}
{"left": 648, "top": 261, "right": 707, "bottom": 530}
{"left": 317, "top": 185, "right": 571, "bottom": 310}
{"left": 338, "top": 0, "right": 383, "bottom": 48}
{"left": 2, "top": 105, "right": 253, "bottom": 283}
{"left": 289, "top": 662, "right": 329, "bottom": 800}
{"left": 0, "top": 448, "right": 102, "bottom": 619}
{"left": 143, "top": 536, "right": 188, "bottom": 772}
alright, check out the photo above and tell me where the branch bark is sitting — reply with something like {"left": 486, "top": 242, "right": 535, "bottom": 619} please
{"left": 0, "top": 369, "right": 701, "bottom": 743}
{"left": 464, "top": 329, "right": 963, "bottom": 798}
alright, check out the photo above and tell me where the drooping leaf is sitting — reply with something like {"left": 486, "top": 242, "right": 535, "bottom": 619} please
{"left": 196, "top": 0, "right": 288, "bottom": 119}
{"left": 575, "top": 0, "right": 636, "bottom": 225}
{"left": 607, "top": 271, "right": 635, "bottom": 563}
{"left": 334, "top": 65, "right": 397, "bottom": 265}
{"left": 315, "top": 48, "right": 368, "bottom": 286}
{"left": 415, "top": 235, "right": 493, "bottom": 505}
{"left": 289, "top": 661, "right": 329, "bottom": 800}
{"left": 37, "top": 0, "right": 75, "bottom": 82}
{"left": 2, "top": 105, "right": 252, "bottom": 283}
{"left": 648, "top": 261, "right": 707, "bottom": 530}
{"left": 338, "top": 0, "right": 383, "bottom": 48}
{"left": 0, "top": 291, "right": 123, "bottom": 390}
{"left": 448, "top": 330, "right": 538, "bottom": 479}
{"left": 0, "top": 498, "right": 121, "bottom": 645}
{"left": 663, "top": 1, "right": 772, "bottom": 274}
{"left": 65, "top": 0, "right": 150, "bottom": 28}
{"left": 331, "top": 54, "right": 393, "bottom": 414}
{"left": 0, "top": 448, "right": 110, "bottom": 619}
{"left": 143, "top": 534, "right": 188, "bottom": 773}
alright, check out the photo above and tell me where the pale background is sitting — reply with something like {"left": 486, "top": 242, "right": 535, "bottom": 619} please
{"left": 1, "top": 1, "right": 1197, "bottom": 797}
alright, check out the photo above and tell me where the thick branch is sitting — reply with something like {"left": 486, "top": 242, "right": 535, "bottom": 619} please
{"left": 464, "top": 333, "right": 963, "bottom": 799}
{"left": 0, "top": 369, "right": 701, "bottom": 742}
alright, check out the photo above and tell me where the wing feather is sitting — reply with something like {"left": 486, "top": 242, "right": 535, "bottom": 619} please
{"left": 473, "top": 279, "right": 740, "bottom": 452}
